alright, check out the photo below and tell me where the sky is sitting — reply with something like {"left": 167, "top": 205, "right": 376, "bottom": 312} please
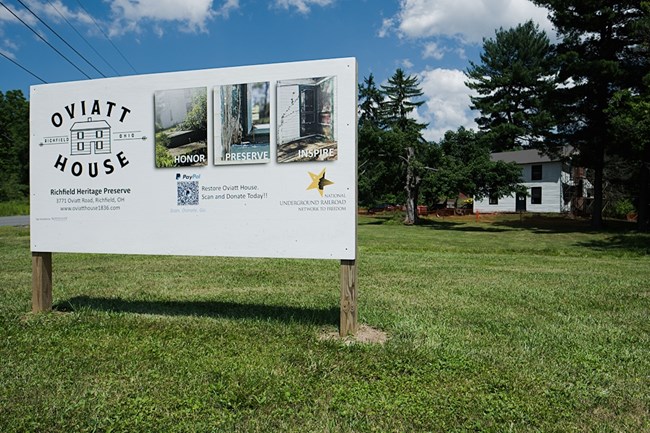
{"left": 0, "top": 0, "right": 554, "bottom": 142}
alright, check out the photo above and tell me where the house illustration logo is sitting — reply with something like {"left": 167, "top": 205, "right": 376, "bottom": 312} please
{"left": 70, "top": 117, "right": 112, "bottom": 156}
{"left": 40, "top": 99, "right": 144, "bottom": 178}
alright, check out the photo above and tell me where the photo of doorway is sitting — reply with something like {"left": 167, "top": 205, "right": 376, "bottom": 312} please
{"left": 276, "top": 76, "right": 336, "bottom": 163}
{"left": 214, "top": 81, "right": 271, "bottom": 165}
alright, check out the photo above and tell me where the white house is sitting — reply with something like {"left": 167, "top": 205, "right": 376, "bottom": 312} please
{"left": 473, "top": 148, "right": 585, "bottom": 214}
{"left": 154, "top": 87, "right": 204, "bottom": 130}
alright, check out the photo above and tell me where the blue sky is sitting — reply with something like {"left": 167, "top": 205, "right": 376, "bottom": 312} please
{"left": 0, "top": 0, "right": 552, "bottom": 141}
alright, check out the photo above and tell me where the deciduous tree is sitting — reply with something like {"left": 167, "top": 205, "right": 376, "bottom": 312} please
{"left": 607, "top": 77, "right": 650, "bottom": 230}
{"left": 0, "top": 90, "right": 30, "bottom": 201}
{"left": 424, "top": 128, "right": 524, "bottom": 207}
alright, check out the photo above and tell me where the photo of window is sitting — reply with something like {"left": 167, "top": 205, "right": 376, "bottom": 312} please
{"left": 154, "top": 87, "right": 208, "bottom": 168}
{"left": 214, "top": 82, "right": 271, "bottom": 165}
{"left": 276, "top": 76, "right": 336, "bottom": 163}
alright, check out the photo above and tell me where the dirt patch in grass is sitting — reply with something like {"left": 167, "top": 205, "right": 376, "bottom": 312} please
{"left": 319, "top": 324, "right": 388, "bottom": 345}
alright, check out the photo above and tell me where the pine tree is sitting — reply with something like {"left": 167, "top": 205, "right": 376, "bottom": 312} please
{"left": 466, "top": 20, "right": 556, "bottom": 152}
{"left": 358, "top": 73, "right": 383, "bottom": 128}
{"left": 532, "top": 0, "right": 647, "bottom": 228}
{"left": 380, "top": 69, "right": 426, "bottom": 132}
{"left": 380, "top": 69, "right": 428, "bottom": 224}
{"left": 606, "top": 2, "right": 650, "bottom": 230}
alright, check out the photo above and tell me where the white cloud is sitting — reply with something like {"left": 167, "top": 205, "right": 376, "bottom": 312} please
{"left": 422, "top": 42, "right": 444, "bottom": 60}
{"left": 378, "top": 17, "right": 394, "bottom": 38}
{"left": 152, "top": 24, "right": 164, "bottom": 38}
{"left": 36, "top": 0, "right": 94, "bottom": 26}
{"left": 274, "top": 0, "right": 334, "bottom": 14}
{"left": 417, "top": 68, "right": 478, "bottom": 141}
{"left": 217, "top": 0, "right": 240, "bottom": 17}
{"left": 391, "top": 0, "right": 553, "bottom": 44}
{"left": 0, "top": 46, "right": 17, "bottom": 60}
{"left": 401, "top": 58, "right": 414, "bottom": 69}
{"left": 0, "top": 2, "right": 38, "bottom": 26}
{"left": 108, "top": 0, "right": 222, "bottom": 35}
{"left": 2, "top": 38, "right": 18, "bottom": 51}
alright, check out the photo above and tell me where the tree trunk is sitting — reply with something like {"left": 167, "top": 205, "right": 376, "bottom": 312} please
{"left": 638, "top": 144, "right": 650, "bottom": 232}
{"left": 591, "top": 144, "right": 605, "bottom": 230}
{"left": 404, "top": 146, "right": 420, "bottom": 225}
{"left": 591, "top": 165, "right": 604, "bottom": 229}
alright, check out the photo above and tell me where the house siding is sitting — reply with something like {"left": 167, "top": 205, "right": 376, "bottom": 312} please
{"left": 474, "top": 161, "right": 564, "bottom": 213}
{"left": 155, "top": 89, "right": 195, "bottom": 129}
{"left": 276, "top": 84, "right": 300, "bottom": 145}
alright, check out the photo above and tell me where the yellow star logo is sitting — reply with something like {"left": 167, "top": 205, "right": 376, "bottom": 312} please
{"left": 307, "top": 168, "right": 334, "bottom": 196}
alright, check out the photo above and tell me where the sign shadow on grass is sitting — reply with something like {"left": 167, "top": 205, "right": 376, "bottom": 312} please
{"left": 361, "top": 215, "right": 508, "bottom": 232}
{"left": 576, "top": 234, "right": 650, "bottom": 255}
{"left": 490, "top": 215, "right": 638, "bottom": 234}
{"left": 55, "top": 296, "right": 339, "bottom": 326}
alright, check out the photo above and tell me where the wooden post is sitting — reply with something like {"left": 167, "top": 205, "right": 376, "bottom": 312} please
{"left": 340, "top": 259, "right": 358, "bottom": 336}
{"left": 32, "top": 252, "right": 52, "bottom": 313}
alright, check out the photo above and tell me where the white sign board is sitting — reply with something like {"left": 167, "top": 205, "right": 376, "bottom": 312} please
{"left": 30, "top": 58, "right": 357, "bottom": 260}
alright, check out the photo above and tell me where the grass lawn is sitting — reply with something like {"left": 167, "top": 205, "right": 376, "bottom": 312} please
{"left": 0, "top": 213, "right": 648, "bottom": 432}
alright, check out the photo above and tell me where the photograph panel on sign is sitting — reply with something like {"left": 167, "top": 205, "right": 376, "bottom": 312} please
{"left": 276, "top": 76, "right": 337, "bottom": 163}
{"left": 154, "top": 87, "right": 208, "bottom": 168}
{"left": 214, "top": 81, "right": 271, "bottom": 165}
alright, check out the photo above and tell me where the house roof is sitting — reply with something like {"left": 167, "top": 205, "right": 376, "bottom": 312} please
{"left": 70, "top": 118, "right": 110, "bottom": 130}
{"left": 490, "top": 148, "right": 563, "bottom": 164}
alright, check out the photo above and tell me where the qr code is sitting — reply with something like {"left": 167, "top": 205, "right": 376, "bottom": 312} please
{"left": 177, "top": 181, "right": 199, "bottom": 206}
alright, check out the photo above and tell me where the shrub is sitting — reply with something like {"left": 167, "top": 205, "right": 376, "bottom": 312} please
{"left": 607, "top": 198, "right": 636, "bottom": 219}
{"left": 155, "top": 143, "right": 174, "bottom": 168}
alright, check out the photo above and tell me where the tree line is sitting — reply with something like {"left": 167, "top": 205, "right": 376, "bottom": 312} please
{"left": 1, "top": 2, "right": 647, "bottom": 229}
{"left": 358, "top": 72, "right": 524, "bottom": 225}
{"left": 360, "top": 1, "right": 649, "bottom": 230}
{"left": 0, "top": 90, "right": 29, "bottom": 202}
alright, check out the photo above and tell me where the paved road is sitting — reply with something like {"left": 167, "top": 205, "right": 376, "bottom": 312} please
{"left": 0, "top": 215, "right": 29, "bottom": 226}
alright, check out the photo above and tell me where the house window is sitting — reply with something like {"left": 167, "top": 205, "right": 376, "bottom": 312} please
{"left": 77, "top": 131, "right": 84, "bottom": 139}
{"left": 531, "top": 164, "right": 542, "bottom": 180}
{"left": 489, "top": 191, "right": 498, "bottom": 205}
{"left": 96, "top": 130, "right": 103, "bottom": 138}
{"left": 96, "top": 141, "right": 103, "bottom": 150}
{"left": 531, "top": 187, "right": 542, "bottom": 204}
{"left": 77, "top": 142, "right": 84, "bottom": 151}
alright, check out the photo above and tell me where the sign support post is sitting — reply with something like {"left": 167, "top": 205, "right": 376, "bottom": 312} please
{"left": 32, "top": 252, "right": 52, "bottom": 312}
{"left": 340, "top": 259, "right": 357, "bottom": 336}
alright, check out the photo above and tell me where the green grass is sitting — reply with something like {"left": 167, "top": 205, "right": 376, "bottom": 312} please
{"left": 1, "top": 214, "right": 649, "bottom": 432}
{"left": 0, "top": 199, "right": 29, "bottom": 216}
